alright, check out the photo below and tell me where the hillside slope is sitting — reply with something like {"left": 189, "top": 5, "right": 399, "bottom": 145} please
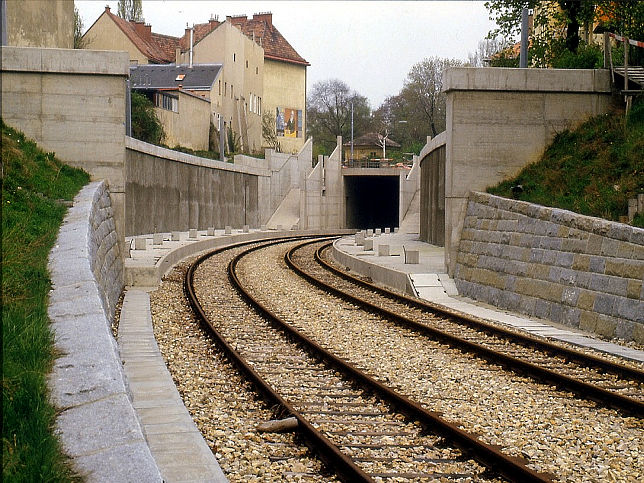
{"left": 488, "top": 100, "right": 644, "bottom": 228}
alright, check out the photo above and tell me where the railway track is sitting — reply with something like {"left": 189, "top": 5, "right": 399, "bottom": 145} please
{"left": 284, "top": 239, "right": 644, "bottom": 416}
{"left": 185, "top": 236, "right": 550, "bottom": 482}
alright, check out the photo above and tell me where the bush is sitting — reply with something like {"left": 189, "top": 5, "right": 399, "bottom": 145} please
{"left": 551, "top": 43, "right": 603, "bottom": 69}
{"left": 130, "top": 91, "right": 164, "bottom": 144}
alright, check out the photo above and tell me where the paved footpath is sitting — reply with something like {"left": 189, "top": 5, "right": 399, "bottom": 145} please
{"left": 333, "top": 232, "right": 644, "bottom": 363}
{"left": 119, "top": 289, "right": 228, "bottom": 482}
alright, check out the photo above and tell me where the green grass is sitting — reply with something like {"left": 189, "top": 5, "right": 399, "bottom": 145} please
{"left": 2, "top": 119, "right": 89, "bottom": 481}
{"left": 488, "top": 100, "right": 644, "bottom": 227}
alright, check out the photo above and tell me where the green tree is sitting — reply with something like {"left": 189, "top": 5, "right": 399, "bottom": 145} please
{"left": 117, "top": 0, "right": 144, "bottom": 22}
{"left": 307, "top": 79, "right": 371, "bottom": 155}
{"left": 130, "top": 91, "right": 164, "bottom": 144}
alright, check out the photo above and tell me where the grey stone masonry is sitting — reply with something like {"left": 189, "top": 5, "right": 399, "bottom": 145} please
{"left": 48, "top": 181, "right": 161, "bottom": 481}
{"left": 455, "top": 192, "right": 644, "bottom": 343}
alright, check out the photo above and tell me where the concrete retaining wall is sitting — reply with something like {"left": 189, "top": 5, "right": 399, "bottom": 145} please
{"left": 126, "top": 138, "right": 267, "bottom": 236}
{"left": 454, "top": 192, "right": 644, "bottom": 343}
{"left": 48, "top": 181, "right": 160, "bottom": 481}
{"left": 442, "top": 67, "right": 613, "bottom": 275}
{"left": 1, "top": 45, "right": 129, "bottom": 250}
{"left": 419, "top": 133, "right": 446, "bottom": 245}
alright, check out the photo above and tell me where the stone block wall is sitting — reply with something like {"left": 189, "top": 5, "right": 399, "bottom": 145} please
{"left": 88, "top": 182, "right": 124, "bottom": 321}
{"left": 455, "top": 192, "right": 644, "bottom": 343}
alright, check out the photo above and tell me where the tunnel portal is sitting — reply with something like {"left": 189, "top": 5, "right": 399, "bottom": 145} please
{"left": 344, "top": 175, "right": 399, "bottom": 230}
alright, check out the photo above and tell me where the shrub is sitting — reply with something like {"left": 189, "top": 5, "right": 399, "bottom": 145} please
{"left": 130, "top": 91, "right": 164, "bottom": 144}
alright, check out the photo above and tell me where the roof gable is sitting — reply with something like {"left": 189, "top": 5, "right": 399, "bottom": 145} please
{"left": 344, "top": 132, "right": 401, "bottom": 148}
{"left": 91, "top": 6, "right": 178, "bottom": 63}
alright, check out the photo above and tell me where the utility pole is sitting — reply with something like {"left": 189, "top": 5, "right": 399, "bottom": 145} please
{"left": 350, "top": 101, "right": 354, "bottom": 164}
{"left": 520, "top": 7, "right": 529, "bottom": 68}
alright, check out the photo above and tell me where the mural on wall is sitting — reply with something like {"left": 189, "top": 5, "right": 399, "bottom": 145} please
{"left": 276, "top": 107, "right": 302, "bottom": 138}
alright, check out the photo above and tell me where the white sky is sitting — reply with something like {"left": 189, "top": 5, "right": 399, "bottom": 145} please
{"left": 76, "top": 1, "right": 499, "bottom": 108}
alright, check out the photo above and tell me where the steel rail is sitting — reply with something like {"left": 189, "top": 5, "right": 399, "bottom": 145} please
{"left": 185, "top": 235, "right": 373, "bottom": 483}
{"left": 313, "top": 241, "right": 644, "bottom": 382}
{"left": 284, "top": 240, "right": 644, "bottom": 416}
{"left": 228, "top": 240, "right": 551, "bottom": 482}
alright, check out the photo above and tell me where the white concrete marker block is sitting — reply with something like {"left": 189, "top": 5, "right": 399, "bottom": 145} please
{"left": 134, "top": 237, "right": 146, "bottom": 250}
{"left": 207, "top": 227, "right": 215, "bottom": 236}
{"left": 153, "top": 233, "right": 163, "bottom": 245}
{"left": 243, "top": 225, "right": 250, "bottom": 233}
{"left": 260, "top": 225, "right": 267, "bottom": 231}
{"left": 291, "top": 224, "right": 299, "bottom": 231}
{"left": 385, "top": 227, "right": 391, "bottom": 234}
{"left": 171, "top": 231, "right": 181, "bottom": 241}
{"left": 364, "top": 239, "right": 374, "bottom": 251}
{"left": 375, "top": 228, "right": 382, "bottom": 236}
{"left": 378, "top": 244, "right": 390, "bottom": 256}
{"left": 189, "top": 229, "right": 198, "bottom": 239}
{"left": 366, "top": 229, "right": 373, "bottom": 236}
{"left": 355, "top": 233, "right": 365, "bottom": 246}
{"left": 224, "top": 226, "right": 232, "bottom": 235}
{"left": 394, "top": 227, "right": 399, "bottom": 233}
{"left": 405, "top": 250, "right": 420, "bottom": 264}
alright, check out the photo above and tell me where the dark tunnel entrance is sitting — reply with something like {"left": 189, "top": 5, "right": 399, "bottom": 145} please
{"left": 345, "top": 175, "right": 399, "bottom": 229}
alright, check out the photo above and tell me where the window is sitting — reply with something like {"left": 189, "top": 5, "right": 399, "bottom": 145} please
{"left": 154, "top": 92, "right": 178, "bottom": 112}
{"left": 218, "top": 80, "right": 221, "bottom": 95}
{"left": 246, "top": 60, "right": 249, "bottom": 68}
{"left": 256, "top": 66, "right": 258, "bottom": 75}
{"left": 233, "top": 53, "right": 236, "bottom": 62}
{"left": 224, "top": 82, "right": 227, "bottom": 96}
{"left": 231, "top": 84, "right": 233, "bottom": 99}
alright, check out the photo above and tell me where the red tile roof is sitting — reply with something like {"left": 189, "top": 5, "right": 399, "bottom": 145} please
{"left": 227, "top": 13, "right": 309, "bottom": 66}
{"left": 100, "top": 6, "right": 178, "bottom": 63}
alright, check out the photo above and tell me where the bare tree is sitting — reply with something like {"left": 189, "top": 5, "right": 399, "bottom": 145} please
{"left": 73, "top": 6, "right": 85, "bottom": 49}
{"left": 307, "top": 79, "right": 371, "bottom": 154}
{"left": 467, "top": 37, "right": 514, "bottom": 66}
{"left": 400, "top": 57, "right": 462, "bottom": 138}
{"left": 117, "top": 0, "right": 144, "bottom": 22}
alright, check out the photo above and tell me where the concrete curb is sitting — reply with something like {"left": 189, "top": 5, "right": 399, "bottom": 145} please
{"left": 48, "top": 181, "right": 162, "bottom": 482}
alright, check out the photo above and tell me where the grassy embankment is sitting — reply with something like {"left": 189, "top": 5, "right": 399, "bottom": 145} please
{"left": 2, "top": 119, "right": 89, "bottom": 481}
{"left": 488, "top": 100, "right": 644, "bottom": 228}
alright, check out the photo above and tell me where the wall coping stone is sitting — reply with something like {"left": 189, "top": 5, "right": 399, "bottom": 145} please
{"left": 443, "top": 67, "right": 611, "bottom": 93}
{"left": 1, "top": 46, "right": 129, "bottom": 75}
{"left": 48, "top": 181, "right": 161, "bottom": 481}
{"left": 472, "top": 192, "right": 644, "bottom": 243}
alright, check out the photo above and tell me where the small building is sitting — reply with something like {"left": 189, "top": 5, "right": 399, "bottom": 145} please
{"left": 130, "top": 64, "right": 222, "bottom": 151}
{"left": 343, "top": 132, "right": 401, "bottom": 161}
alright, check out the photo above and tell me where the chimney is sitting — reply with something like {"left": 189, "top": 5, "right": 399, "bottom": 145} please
{"left": 253, "top": 12, "right": 272, "bottom": 27}
{"left": 209, "top": 14, "right": 219, "bottom": 28}
{"left": 105, "top": 6, "right": 110, "bottom": 13}
{"left": 134, "top": 22, "right": 152, "bottom": 41}
{"left": 227, "top": 14, "right": 247, "bottom": 26}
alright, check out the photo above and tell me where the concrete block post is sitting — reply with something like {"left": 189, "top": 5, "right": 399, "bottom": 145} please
{"left": 153, "top": 233, "right": 163, "bottom": 245}
{"left": 189, "top": 229, "right": 198, "bottom": 239}
{"left": 207, "top": 227, "right": 215, "bottom": 236}
{"left": 243, "top": 225, "right": 250, "bottom": 233}
{"left": 364, "top": 239, "right": 374, "bottom": 251}
{"left": 366, "top": 229, "right": 373, "bottom": 236}
{"left": 224, "top": 226, "right": 232, "bottom": 235}
{"left": 405, "top": 249, "right": 420, "bottom": 264}
{"left": 260, "top": 225, "right": 267, "bottom": 231}
{"left": 355, "top": 232, "right": 365, "bottom": 246}
{"left": 375, "top": 228, "right": 382, "bottom": 236}
{"left": 394, "top": 227, "right": 399, "bottom": 233}
{"left": 378, "top": 244, "right": 390, "bottom": 256}
{"left": 385, "top": 227, "right": 391, "bottom": 234}
{"left": 171, "top": 232, "right": 181, "bottom": 241}
{"left": 134, "top": 237, "right": 146, "bottom": 250}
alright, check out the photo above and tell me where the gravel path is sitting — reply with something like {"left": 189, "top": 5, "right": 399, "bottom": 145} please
{"left": 235, "top": 241, "right": 644, "bottom": 483}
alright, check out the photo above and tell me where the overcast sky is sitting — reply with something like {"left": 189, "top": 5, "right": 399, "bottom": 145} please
{"left": 76, "top": 1, "right": 499, "bottom": 108}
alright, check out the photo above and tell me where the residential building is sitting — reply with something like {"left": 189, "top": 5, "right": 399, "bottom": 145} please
{"left": 228, "top": 13, "right": 309, "bottom": 154}
{"left": 176, "top": 18, "right": 265, "bottom": 153}
{"left": 82, "top": 6, "right": 177, "bottom": 64}
{"left": 130, "top": 64, "right": 222, "bottom": 151}
{"left": 2, "top": 0, "right": 74, "bottom": 48}
{"left": 343, "top": 132, "right": 401, "bottom": 161}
